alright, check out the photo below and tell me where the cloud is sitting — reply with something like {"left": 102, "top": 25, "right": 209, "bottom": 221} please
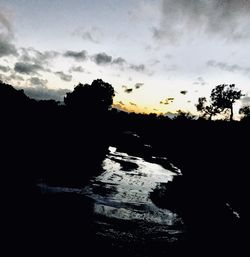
{"left": 129, "top": 64, "right": 146, "bottom": 72}
{"left": 241, "top": 96, "right": 250, "bottom": 105}
{"left": 154, "top": 0, "right": 250, "bottom": 43}
{"left": 112, "top": 57, "right": 126, "bottom": 66}
{"left": 164, "top": 111, "right": 177, "bottom": 119}
{"left": 0, "top": 39, "right": 17, "bottom": 57}
{"left": 0, "top": 11, "right": 12, "bottom": 36}
{"left": 207, "top": 60, "right": 250, "bottom": 75}
{"left": 28, "top": 77, "right": 48, "bottom": 87}
{"left": 134, "top": 82, "right": 144, "bottom": 89}
{"left": 122, "top": 85, "right": 133, "bottom": 93}
{"left": 22, "top": 86, "right": 70, "bottom": 101}
{"left": 19, "top": 48, "right": 59, "bottom": 65}
{"left": 193, "top": 76, "right": 207, "bottom": 86}
{"left": 73, "top": 26, "right": 102, "bottom": 43}
{"left": 92, "top": 52, "right": 112, "bottom": 65}
{"left": 63, "top": 50, "right": 88, "bottom": 61}
{"left": 180, "top": 90, "right": 188, "bottom": 95}
{"left": 9, "top": 73, "right": 24, "bottom": 81}
{"left": 112, "top": 103, "right": 128, "bottom": 112}
{"left": 0, "top": 72, "right": 24, "bottom": 83}
{"left": 165, "top": 54, "right": 173, "bottom": 59}
{"left": 124, "top": 88, "right": 133, "bottom": 93}
{"left": 14, "top": 62, "right": 45, "bottom": 75}
{"left": 118, "top": 101, "right": 125, "bottom": 106}
{"left": 0, "top": 64, "right": 10, "bottom": 72}
{"left": 69, "top": 66, "right": 85, "bottom": 73}
{"left": 160, "top": 97, "right": 174, "bottom": 105}
{"left": 54, "top": 71, "right": 72, "bottom": 82}
{"left": 129, "top": 102, "right": 137, "bottom": 106}
{"left": 0, "top": 10, "right": 18, "bottom": 57}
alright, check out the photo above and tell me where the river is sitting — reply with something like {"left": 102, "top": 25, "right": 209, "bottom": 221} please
{"left": 38, "top": 146, "right": 186, "bottom": 255}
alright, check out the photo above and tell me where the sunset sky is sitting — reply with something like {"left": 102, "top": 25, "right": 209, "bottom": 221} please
{"left": 1, "top": 0, "right": 250, "bottom": 116}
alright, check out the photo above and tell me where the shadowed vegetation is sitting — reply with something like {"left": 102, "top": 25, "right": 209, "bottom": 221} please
{"left": 0, "top": 79, "right": 247, "bottom": 256}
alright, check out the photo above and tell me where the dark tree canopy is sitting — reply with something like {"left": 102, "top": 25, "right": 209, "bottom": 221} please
{"left": 196, "top": 84, "right": 243, "bottom": 121}
{"left": 64, "top": 79, "right": 115, "bottom": 114}
{"left": 239, "top": 106, "right": 250, "bottom": 121}
{"left": 210, "top": 84, "right": 243, "bottom": 121}
{"left": 196, "top": 97, "right": 221, "bottom": 120}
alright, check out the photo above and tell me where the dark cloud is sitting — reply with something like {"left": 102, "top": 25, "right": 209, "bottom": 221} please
{"left": 28, "top": 77, "right": 48, "bottom": 87}
{"left": 0, "top": 64, "right": 10, "bottom": 72}
{"left": 153, "top": 108, "right": 158, "bottom": 111}
{"left": 0, "top": 10, "right": 17, "bottom": 57}
{"left": 69, "top": 66, "right": 85, "bottom": 73}
{"left": 180, "top": 90, "right": 188, "bottom": 95}
{"left": 135, "top": 83, "right": 144, "bottom": 89}
{"left": 129, "top": 64, "right": 146, "bottom": 72}
{"left": 92, "top": 52, "right": 112, "bottom": 65}
{"left": 0, "top": 39, "right": 17, "bottom": 57}
{"left": 160, "top": 97, "right": 174, "bottom": 105}
{"left": 54, "top": 71, "right": 72, "bottom": 82}
{"left": 122, "top": 85, "right": 133, "bottom": 94}
{"left": 14, "top": 62, "right": 45, "bottom": 75}
{"left": 19, "top": 48, "right": 59, "bottom": 65}
{"left": 112, "top": 57, "right": 126, "bottom": 66}
{"left": 124, "top": 88, "right": 133, "bottom": 93}
{"left": 129, "top": 102, "right": 137, "bottom": 106}
{"left": 154, "top": 0, "right": 250, "bottom": 43}
{"left": 118, "top": 101, "right": 125, "bottom": 106}
{"left": 63, "top": 50, "right": 88, "bottom": 61}
{"left": 207, "top": 60, "right": 250, "bottom": 74}
{"left": 22, "top": 86, "right": 70, "bottom": 101}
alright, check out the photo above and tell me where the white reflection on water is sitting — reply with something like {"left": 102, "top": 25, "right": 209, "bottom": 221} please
{"left": 82, "top": 146, "right": 184, "bottom": 240}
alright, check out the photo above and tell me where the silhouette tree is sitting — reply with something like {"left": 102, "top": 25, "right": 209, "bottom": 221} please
{"left": 64, "top": 79, "right": 115, "bottom": 114}
{"left": 174, "top": 110, "right": 195, "bottom": 121}
{"left": 196, "top": 97, "right": 220, "bottom": 120}
{"left": 196, "top": 84, "right": 243, "bottom": 121}
{"left": 210, "top": 84, "right": 243, "bottom": 121}
{"left": 0, "top": 80, "right": 30, "bottom": 112}
{"left": 239, "top": 106, "right": 250, "bottom": 120}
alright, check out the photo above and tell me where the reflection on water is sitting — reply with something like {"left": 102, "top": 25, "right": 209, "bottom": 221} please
{"left": 82, "top": 146, "right": 185, "bottom": 242}
{"left": 38, "top": 146, "right": 185, "bottom": 244}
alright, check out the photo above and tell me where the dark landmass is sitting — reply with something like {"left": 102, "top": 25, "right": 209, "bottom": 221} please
{"left": 1, "top": 80, "right": 248, "bottom": 256}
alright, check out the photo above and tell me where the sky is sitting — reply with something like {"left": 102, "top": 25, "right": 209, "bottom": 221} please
{"left": 0, "top": 0, "right": 250, "bottom": 117}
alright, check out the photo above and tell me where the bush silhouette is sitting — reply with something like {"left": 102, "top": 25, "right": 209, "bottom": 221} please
{"left": 64, "top": 79, "right": 115, "bottom": 115}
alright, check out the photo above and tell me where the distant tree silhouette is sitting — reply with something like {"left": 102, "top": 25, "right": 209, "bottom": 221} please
{"left": 64, "top": 79, "right": 115, "bottom": 114}
{"left": 210, "top": 84, "right": 243, "bottom": 121}
{"left": 174, "top": 110, "right": 195, "bottom": 121}
{"left": 196, "top": 84, "right": 243, "bottom": 121}
{"left": 196, "top": 97, "right": 221, "bottom": 120}
{"left": 239, "top": 106, "right": 250, "bottom": 121}
{"left": 0, "top": 80, "right": 30, "bottom": 112}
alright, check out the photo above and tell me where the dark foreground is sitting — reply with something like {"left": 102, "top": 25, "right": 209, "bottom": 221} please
{"left": 1, "top": 81, "right": 247, "bottom": 256}
{"left": 4, "top": 140, "right": 244, "bottom": 257}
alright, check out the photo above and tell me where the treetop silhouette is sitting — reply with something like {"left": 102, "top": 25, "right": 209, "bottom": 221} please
{"left": 196, "top": 84, "right": 243, "bottom": 121}
{"left": 64, "top": 79, "right": 115, "bottom": 114}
